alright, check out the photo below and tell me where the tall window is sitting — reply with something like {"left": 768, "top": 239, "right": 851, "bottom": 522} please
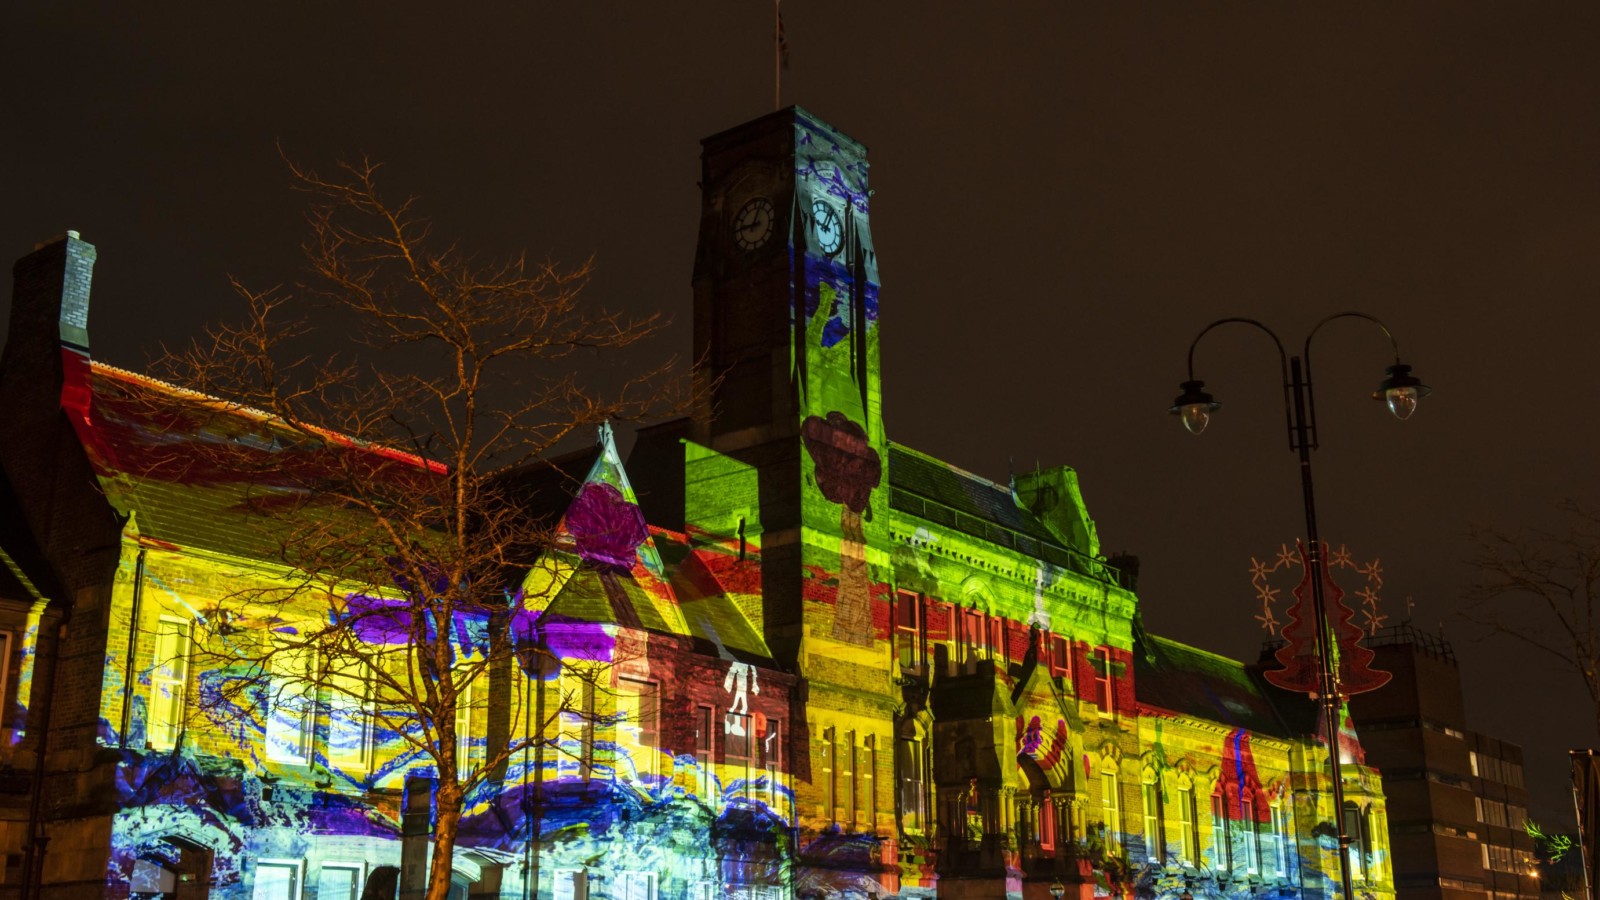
{"left": 1212, "top": 794, "right": 1231, "bottom": 870}
{"left": 558, "top": 674, "right": 595, "bottom": 781}
{"left": 862, "top": 733, "right": 877, "bottom": 829}
{"left": 823, "top": 726, "right": 836, "bottom": 825}
{"left": 1343, "top": 802, "right": 1370, "bottom": 881}
{"left": 725, "top": 714, "right": 749, "bottom": 762}
{"left": 454, "top": 672, "right": 476, "bottom": 778}
{"left": 1143, "top": 782, "right": 1166, "bottom": 862}
{"left": 149, "top": 617, "right": 191, "bottom": 750}
{"left": 961, "top": 609, "right": 984, "bottom": 667}
{"left": 695, "top": 705, "right": 714, "bottom": 798}
{"left": 265, "top": 640, "right": 314, "bottom": 764}
{"left": 1177, "top": 787, "right": 1196, "bottom": 863}
{"left": 759, "top": 718, "right": 782, "bottom": 810}
{"left": 617, "top": 677, "right": 659, "bottom": 778}
{"left": 987, "top": 616, "right": 1007, "bottom": 667}
{"left": 1092, "top": 648, "right": 1114, "bottom": 716}
{"left": 326, "top": 665, "right": 370, "bottom": 771}
{"left": 1101, "top": 771, "right": 1120, "bottom": 838}
{"left": 898, "top": 736, "right": 927, "bottom": 832}
{"left": 1269, "top": 800, "right": 1289, "bottom": 876}
{"left": 843, "top": 729, "right": 858, "bottom": 827}
{"left": 1040, "top": 789, "right": 1058, "bottom": 851}
{"left": 1240, "top": 798, "right": 1259, "bottom": 872}
{"left": 1048, "top": 633, "right": 1071, "bottom": 679}
{"left": 895, "top": 592, "right": 924, "bottom": 671}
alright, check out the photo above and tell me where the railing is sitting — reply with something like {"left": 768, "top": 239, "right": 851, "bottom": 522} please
{"left": 1363, "top": 621, "right": 1456, "bottom": 663}
{"left": 890, "top": 488, "right": 1122, "bottom": 586}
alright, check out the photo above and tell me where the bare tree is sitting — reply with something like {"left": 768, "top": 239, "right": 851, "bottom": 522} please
{"left": 1464, "top": 500, "right": 1600, "bottom": 740}
{"left": 138, "top": 157, "right": 682, "bottom": 900}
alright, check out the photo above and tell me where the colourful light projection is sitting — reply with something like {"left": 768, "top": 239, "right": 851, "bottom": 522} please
{"left": 13, "top": 114, "right": 1394, "bottom": 900}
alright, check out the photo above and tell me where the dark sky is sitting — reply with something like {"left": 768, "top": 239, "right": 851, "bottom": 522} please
{"left": 6, "top": 4, "right": 1598, "bottom": 824}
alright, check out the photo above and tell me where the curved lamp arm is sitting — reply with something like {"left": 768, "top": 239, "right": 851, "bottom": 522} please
{"left": 1177, "top": 317, "right": 1295, "bottom": 446}
{"left": 1303, "top": 311, "right": 1429, "bottom": 426}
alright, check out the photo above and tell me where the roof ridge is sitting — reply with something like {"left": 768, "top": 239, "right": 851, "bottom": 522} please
{"left": 888, "top": 441, "right": 1013, "bottom": 495}
{"left": 89, "top": 360, "right": 446, "bottom": 474}
{"left": 1147, "top": 632, "right": 1249, "bottom": 669}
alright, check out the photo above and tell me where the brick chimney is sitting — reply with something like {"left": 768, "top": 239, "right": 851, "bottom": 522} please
{"left": 0, "top": 231, "right": 120, "bottom": 592}
{"left": 2, "top": 232, "right": 96, "bottom": 419}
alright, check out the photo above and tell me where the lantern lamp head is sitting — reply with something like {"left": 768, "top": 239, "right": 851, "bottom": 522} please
{"left": 1170, "top": 380, "right": 1221, "bottom": 435}
{"left": 1374, "top": 363, "right": 1431, "bottom": 421}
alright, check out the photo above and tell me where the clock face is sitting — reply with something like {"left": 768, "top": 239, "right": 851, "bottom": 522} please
{"left": 732, "top": 197, "right": 776, "bottom": 251}
{"left": 811, "top": 200, "right": 843, "bottom": 255}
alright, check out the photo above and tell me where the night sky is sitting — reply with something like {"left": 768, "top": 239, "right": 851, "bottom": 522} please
{"left": 6, "top": 4, "right": 1598, "bottom": 824}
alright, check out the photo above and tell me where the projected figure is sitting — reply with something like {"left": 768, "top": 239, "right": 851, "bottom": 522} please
{"left": 724, "top": 661, "right": 760, "bottom": 736}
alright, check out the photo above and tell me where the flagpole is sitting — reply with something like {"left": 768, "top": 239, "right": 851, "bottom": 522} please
{"left": 774, "top": 0, "right": 781, "bottom": 110}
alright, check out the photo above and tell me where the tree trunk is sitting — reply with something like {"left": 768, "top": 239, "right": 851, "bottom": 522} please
{"left": 426, "top": 781, "right": 464, "bottom": 900}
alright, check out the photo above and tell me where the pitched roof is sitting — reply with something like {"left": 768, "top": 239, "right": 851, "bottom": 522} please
{"left": 522, "top": 426, "right": 688, "bottom": 638}
{"left": 1135, "top": 632, "right": 1294, "bottom": 738}
{"left": 72, "top": 361, "right": 443, "bottom": 560}
{"left": 887, "top": 443, "right": 1103, "bottom": 577}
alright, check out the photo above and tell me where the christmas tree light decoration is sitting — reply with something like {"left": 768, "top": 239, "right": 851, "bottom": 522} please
{"left": 1251, "top": 542, "right": 1386, "bottom": 636}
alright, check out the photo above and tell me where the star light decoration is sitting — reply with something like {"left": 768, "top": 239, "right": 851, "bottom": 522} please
{"left": 1250, "top": 542, "right": 1387, "bottom": 636}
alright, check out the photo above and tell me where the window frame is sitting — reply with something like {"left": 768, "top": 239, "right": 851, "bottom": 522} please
{"left": 325, "top": 663, "right": 371, "bottom": 772}
{"left": 1048, "top": 632, "right": 1071, "bottom": 679}
{"left": 1212, "top": 793, "right": 1230, "bottom": 871}
{"left": 617, "top": 676, "right": 660, "bottom": 779}
{"left": 1240, "top": 797, "right": 1259, "bottom": 873}
{"left": 1143, "top": 780, "right": 1166, "bottom": 863}
{"left": 264, "top": 638, "right": 315, "bottom": 765}
{"left": 1040, "top": 788, "right": 1058, "bottom": 851}
{"left": 252, "top": 858, "right": 306, "bottom": 900}
{"left": 1269, "top": 800, "right": 1289, "bottom": 876}
{"left": 1101, "top": 770, "right": 1121, "bottom": 838}
{"left": 315, "top": 862, "right": 366, "bottom": 900}
{"left": 1092, "top": 647, "right": 1115, "bottom": 716}
{"left": 149, "top": 616, "right": 193, "bottom": 751}
{"left": 894, "top": 591, "right": 925, "bottom": 672}
{"left": 897, "top": 735, "right": 927, "bottom": 834}
{"left": 1177, "top": 786, "right": 1197, "bottom": 864}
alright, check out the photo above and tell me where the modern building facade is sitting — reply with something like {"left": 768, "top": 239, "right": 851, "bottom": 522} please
{"left": 0, "top": 108, "right": 1395, "bottom": 900}
{"left": 1347, "top": 624, "right": 1537, "bottom": 900}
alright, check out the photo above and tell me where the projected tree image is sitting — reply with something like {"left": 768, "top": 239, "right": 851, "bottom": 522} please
{"left": 801, "top": 411, "right": 881, "bottom": 645}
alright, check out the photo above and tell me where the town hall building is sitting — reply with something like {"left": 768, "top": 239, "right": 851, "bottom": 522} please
{"left": 0, "top": 108, "right": 1394, "bottom": 900}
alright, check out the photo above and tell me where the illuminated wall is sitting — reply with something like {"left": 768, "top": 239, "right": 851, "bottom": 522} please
{"left": 0, "top": 110, "right": 1395, "bottom": 900}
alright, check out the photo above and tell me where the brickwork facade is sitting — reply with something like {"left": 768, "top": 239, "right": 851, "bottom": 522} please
{"left": 0, "top": 109, "right": 1396, "bottom": 900}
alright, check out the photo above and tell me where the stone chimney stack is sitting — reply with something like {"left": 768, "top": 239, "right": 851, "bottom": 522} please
{"left": 2, "top": 231, "right": 96, "bottom": 415}
{"left": 0, "top": 231, "right": 114, "bottom": 583}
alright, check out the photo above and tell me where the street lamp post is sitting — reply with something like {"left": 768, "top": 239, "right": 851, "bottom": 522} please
{"left": 1169, "top": 312, "right": 1430, "bottom": 900}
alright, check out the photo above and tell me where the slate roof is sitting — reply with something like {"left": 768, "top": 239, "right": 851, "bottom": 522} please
{"left": 75, "top": 362, "right": 443, "bottom": 561}
{"left": 660, "top": 534, "right": 774, "bottom": 663}
{"left": 887, "top": 443, "right": 1104, "bottom": 577}
{"left": 1134, "top": 632, "right": 1295, "bottom": 739}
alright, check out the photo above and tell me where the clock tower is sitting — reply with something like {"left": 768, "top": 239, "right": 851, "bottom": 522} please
{"left": 691, "top": 107, "right": 896, "bottom": 890}
{"left": 691, "top": 106, "right": 887, "bottom": 660}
